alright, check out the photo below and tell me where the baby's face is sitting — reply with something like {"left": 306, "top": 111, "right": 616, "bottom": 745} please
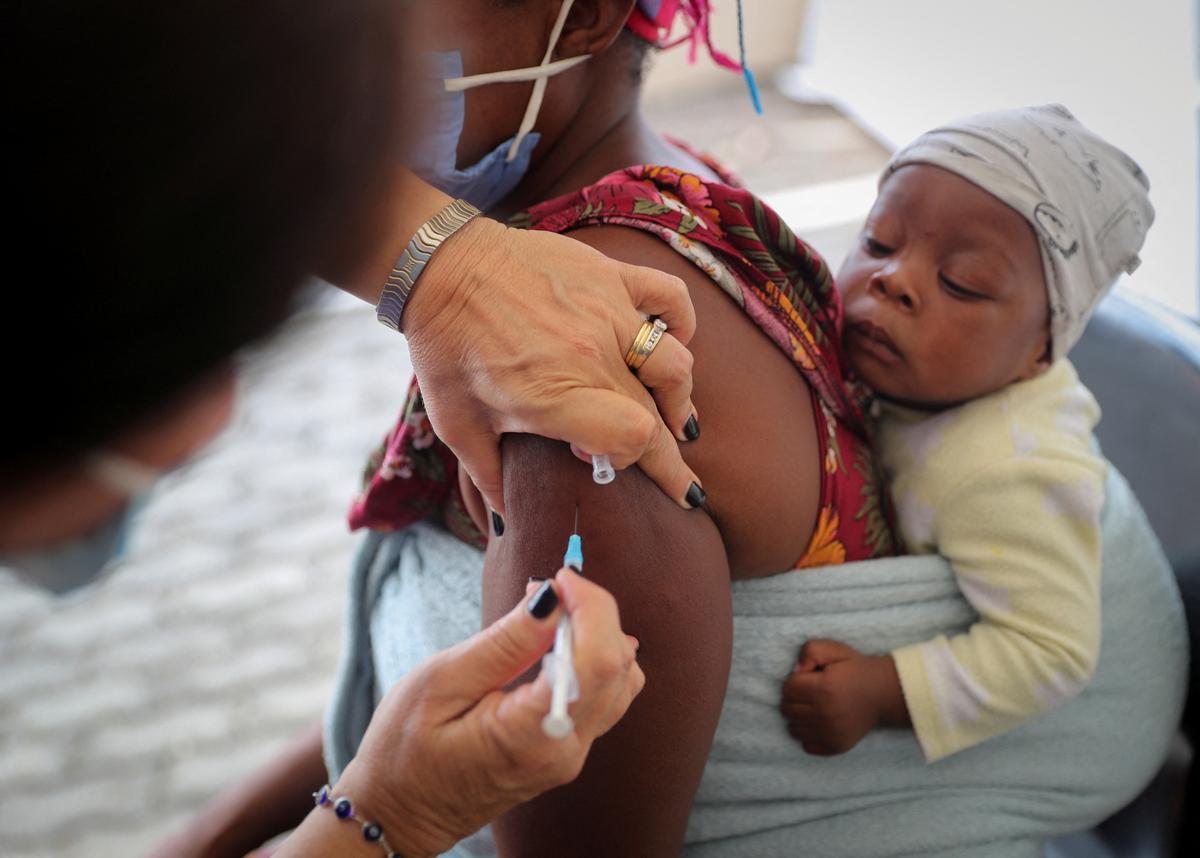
{"left": 837, "top": 164, "right": 1051, "bottom": 409}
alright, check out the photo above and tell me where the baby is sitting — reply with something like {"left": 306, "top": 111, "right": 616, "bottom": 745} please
{"left": 781, "top": 105, "right": 1155, "bottom": 762}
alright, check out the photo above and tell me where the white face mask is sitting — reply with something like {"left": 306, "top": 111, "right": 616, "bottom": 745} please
{"left": 409, "top": 0, "right": 590, "bottom": 210}
{"left": 2, "top": 452, "right": 161, "bottom": 595}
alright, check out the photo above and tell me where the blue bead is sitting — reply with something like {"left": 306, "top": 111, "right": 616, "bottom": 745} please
{"left": 314, "top": 785, "right": 331, "bottom": 806}
{"left": 334, "top": 797, "right": 353, "bottom": 819}
{"left": 362, "top": 822, "right": 383, "bottom": 842}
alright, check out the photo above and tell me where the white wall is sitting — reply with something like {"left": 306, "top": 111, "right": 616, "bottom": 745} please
{"left": 801, "top": 0, "right": 1200, "bottom": 317}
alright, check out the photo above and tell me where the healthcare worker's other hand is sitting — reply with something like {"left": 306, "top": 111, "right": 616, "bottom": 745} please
{"left": 331, "top": 569, "right": 643, "bottom": 858}
{"left": 404, "top": 217, "right": 701, "bottom": 515}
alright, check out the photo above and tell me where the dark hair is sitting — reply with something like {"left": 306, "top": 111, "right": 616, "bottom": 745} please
{"left": 7, "top": 2, "right": 409, "bottom": 480}
{"left": 623, "top": 26, "right": 657, "bottom": 83}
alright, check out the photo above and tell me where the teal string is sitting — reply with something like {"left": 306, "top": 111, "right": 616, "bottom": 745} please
{"left": 736, "top": 0, "right": 764, "bottom": 114}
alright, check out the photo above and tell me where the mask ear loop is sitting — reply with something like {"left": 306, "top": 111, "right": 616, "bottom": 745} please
{"left": 444, "top": 54, "right": 589, "bottom": 93}
{"left": 505, "top": 0, "right": 578, "bottom": 162}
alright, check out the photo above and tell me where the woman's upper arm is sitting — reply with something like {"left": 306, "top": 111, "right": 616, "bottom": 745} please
{"left": 484, "top": 432, "right": 730, "bottom": 857}
{"left": 481, "top": 223, "right": 822, "bottom": 856}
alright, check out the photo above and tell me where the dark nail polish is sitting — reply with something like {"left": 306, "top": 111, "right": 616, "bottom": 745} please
{"left": 684, "top": 415, "right": 701, "bottom": 441}
{"left": 528, "top": 576, "right": 548, "bottom": 583}
{"left": 527, "top": 580, "right": 559, "bottom": 619}
{"left": 490, "top": 510, "right": 505, "bottom": 537}
{"left": 685, "top": 481, "right": 707, "bottom": 510}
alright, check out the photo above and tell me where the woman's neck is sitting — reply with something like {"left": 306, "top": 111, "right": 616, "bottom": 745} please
{"left": 493, "top": 63, "right": 717, "bottom": 219}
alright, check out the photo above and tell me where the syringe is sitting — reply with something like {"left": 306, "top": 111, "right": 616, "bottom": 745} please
{"left": 541, "top": 507, "right": 584, "bottom": 739}
{"left": 591, "top": 454, "right": 615, "bottom": 485}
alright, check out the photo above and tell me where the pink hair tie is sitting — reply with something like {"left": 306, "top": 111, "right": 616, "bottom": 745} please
{"left": 626, "top": 0, "right": 762, "bottom": 113}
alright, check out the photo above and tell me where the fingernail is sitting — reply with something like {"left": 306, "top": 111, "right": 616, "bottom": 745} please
{"left": 527, "top": 580, "right": 559, "bottom": 619}
{"left": 685, "top": 481, "right": 707, "bottom": 510}
{"left": 684, "top": 415, "right": 700, "bottom": 441}
{"left": 491, "top": 510, "right": 505, "bottom": 537}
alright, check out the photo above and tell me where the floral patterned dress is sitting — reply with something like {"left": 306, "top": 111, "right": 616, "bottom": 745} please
{"left": 348, "top": 157, "right": 896, "bottom": 567}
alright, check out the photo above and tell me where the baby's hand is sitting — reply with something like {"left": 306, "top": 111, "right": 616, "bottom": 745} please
{"left": 780, "top": 639, "right": 906, "bottom": 756}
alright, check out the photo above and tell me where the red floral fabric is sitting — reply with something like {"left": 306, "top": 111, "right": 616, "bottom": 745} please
{"left": 348, "top": 161, "right": 896, "bottom": 565}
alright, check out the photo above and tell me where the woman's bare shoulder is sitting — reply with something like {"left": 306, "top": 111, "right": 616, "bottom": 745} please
{"left": 565, "top": 224, "right": 822, "bottom": 577}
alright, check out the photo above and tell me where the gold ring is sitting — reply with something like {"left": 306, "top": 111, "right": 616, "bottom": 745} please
{"left": 624, "top": 318, "right": 669, "bottom": 374}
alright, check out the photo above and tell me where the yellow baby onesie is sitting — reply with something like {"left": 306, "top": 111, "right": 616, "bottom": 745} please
{"left": 877, "top": 360, "right": 1106, "bottom": 762}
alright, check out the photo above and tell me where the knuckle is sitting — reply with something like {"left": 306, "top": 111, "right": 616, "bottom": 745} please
{"left": 590, "top": 651, "right": 626, "bottom": 685}
{"left": 435, "top": 423, "right": 467, "bottom": 451}
{"left": 527, "top": 741, "right": 564, "bottom": 776}
{"left": 621, "top": 410, "right": 656, "bottom": 452}
{"left": 597, "top": 594, "right": 622, "bottom": 630}
{"left": 472, "top": 474, "right": 503, "bottom": 499}
{"left": 662, "top": 273, "right": 688, "bottom": 301}
{"left": 629, "top": 663, "right": 646, "bottom": 695}
{"left": 624, "top": 648, "right": 643, "bottom": 676}
{"left": 650, "top": 417, "right": 679, "bottom": 457}
{"left": 479, "top": 624, "right": 525, "bottom": 666}
{"left": 596, "top": 586, "right": 619, "bottom": 614}
{"left": 414, "top": 652, "right": 451, "bottom": 693}
{"left": 671, "top": 344, "right": 695, "bottom": 380}
{"left": 552, "top": 748, "right": 588, "bottom": 785}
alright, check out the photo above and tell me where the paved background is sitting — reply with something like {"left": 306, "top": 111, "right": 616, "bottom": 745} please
{"left": 0, "top": 83, "right": 886, "bottom": 856}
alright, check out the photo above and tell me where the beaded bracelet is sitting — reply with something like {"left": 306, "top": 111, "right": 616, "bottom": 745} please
{"left": 313, "top": 784, "right": 404, "bottom": 857}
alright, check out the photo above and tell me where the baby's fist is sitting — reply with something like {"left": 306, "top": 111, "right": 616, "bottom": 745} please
{"left": 780, "top": 640, "right": 902, "bottom": 756}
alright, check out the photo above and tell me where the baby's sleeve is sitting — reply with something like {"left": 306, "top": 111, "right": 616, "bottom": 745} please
{"left": 891, "top": 452, "right": 1106, "bottom": 762}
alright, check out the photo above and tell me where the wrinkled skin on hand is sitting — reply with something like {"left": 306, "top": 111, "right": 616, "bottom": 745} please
{"left": 404, "top": 218, "right": 703, "bottom": 515}
{"left": 336, "top": 569, "right": 643, "bottom": 857}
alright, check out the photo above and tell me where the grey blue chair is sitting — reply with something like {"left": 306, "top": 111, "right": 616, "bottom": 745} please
{"left": 1048, "top": 289, "right": 1200, "bottom": 858}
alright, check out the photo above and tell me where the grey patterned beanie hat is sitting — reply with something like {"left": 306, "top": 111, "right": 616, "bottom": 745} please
{"left": 883, "top": 104, "right": 1154, "bottom": 360}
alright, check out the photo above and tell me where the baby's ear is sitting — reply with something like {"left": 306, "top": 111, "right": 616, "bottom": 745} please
{"left": 1017, "top": 334, "right": 1054, "bottom": 382}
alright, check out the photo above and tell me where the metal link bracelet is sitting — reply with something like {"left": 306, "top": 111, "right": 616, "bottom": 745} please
{"left": 375, "top": 198, "right": 481, "bottom": 333}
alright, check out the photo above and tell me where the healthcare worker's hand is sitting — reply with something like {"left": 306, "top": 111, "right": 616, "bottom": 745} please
{"left": 403, "top": 216, "right": 702, "bottom": 516}
{"left": 328, "top": 569, "right": 643, "bottom": 858}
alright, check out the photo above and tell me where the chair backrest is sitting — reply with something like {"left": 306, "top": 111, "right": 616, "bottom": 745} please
{"left": 1071, "top": 289, "right": 1200, "bottom": 584}
{"left": 1072, "top": 289, "right": 1200, "bottom": 744}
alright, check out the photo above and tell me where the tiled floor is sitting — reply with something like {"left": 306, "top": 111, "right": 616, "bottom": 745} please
{"left": 0, "top": 80, "right": 888, "bottom": 857}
